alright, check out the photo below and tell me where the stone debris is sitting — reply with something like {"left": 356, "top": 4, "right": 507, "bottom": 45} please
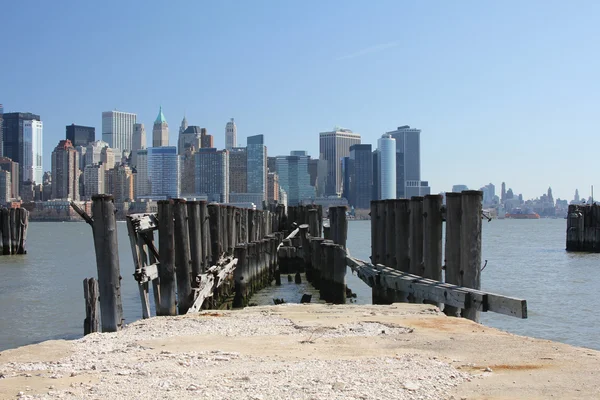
{"left": 1, "top": 306, "right": 467, "bottom": 399}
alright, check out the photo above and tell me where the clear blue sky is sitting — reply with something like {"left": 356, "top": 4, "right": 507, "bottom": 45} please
{"left": 2, "top": 1, "right": 599, "bottom": 201}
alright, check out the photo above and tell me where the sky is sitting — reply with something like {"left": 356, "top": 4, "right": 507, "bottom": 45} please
{"left": 1, "top": 0, "right": 599, "bottom": 201}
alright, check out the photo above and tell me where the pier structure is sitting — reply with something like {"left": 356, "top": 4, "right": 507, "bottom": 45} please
{"left": 0, "top": 207, "right": 29, "bottom": 255}
{"left": 566, "top": 203, "right": 600, "bottom": 252}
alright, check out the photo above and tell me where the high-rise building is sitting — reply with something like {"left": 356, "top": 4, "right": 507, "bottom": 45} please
{"left": 195, "top": 148, "right": 229, "bottom": 203}
{"left": 101, "top": 146, "right": 117, "bottom": 168}
{"left": 180, "top": 147, "right": 197, "bottom": 196}
{"left": 247, "top": 134, "right": 267, "bottom": 201}
{"left": 147, "top": 146, "right": 180, "bottom": 199}
{"left": 452, "top": 185, "right": 468, "bottom": 193}
{"left": 275, "top": 151, "right": 315, "bottom": 206}
{"left": 378, "top": 134, "right": 396, "bottom": 200}
{"left": 229, "top": 147, "right": 247, "bottom": 194}
{"left": 267, "top": 172, "right": 279, "bottom": 204}
{"left": 225, "top": 118, "right": 237, "bottom": 150}
{"left": 267, "top": 156, "right": 277, "bottom": 173}
{"left": 372, "top": 150, "right": 380, "bottom": 201}
{"left": 307, "top": 158, "right": 327, "bottom": 197}
{"left": 51, "top": 139, "right": 79, "bottom": 200}
{"left": 66, "top": 124, "right": 95, "bottom": 147}
{"left": 200, "top": 128, "right": 214, "bottom": 148}
{"left": 0, "top": 104, "right": 3, "bottom": 157}
{"left": 106, "top": 164, "right": 134, "bottom": 204}
{"left": 101, "top": 110, "right": 136, "bottom": 152}
{"left": 501, "top": 182, "right": 506, "bottom": 202}
{"left": 85, "top": 140, "right": 109, "bottom": 166}
{"left": 0, "top": 157, "right": 19, "bottom": 199}
{"left": 179, "top": 114, "right": 188, "bottom": 136}
{"left": 152, "top": 106, "right": 169, "bottom": 147}
{"left": 0, "top": 170, "right": 10, "bottom": 204}
{"left": 2, "top": 112, "right": 42, "bottom": 188}
{"left": 347, "top": 144, "right": 373, "bottom": 209}
{"left": 134, "top": 149, "right": 150, "bottom": 199}
{"left": 83, "top": 163, "right": 106, "bottom": 199}
{"left": 131, "top": 123, "right": 146, "bottom": 168}
{"left": 178, "top": 126, "right": 202, "bottom": 155}
{"left": 387, "top": 125, "right": 429, "bottom": 198}
{"left": 319, "top": 127, "right": 361, "bottom": 196}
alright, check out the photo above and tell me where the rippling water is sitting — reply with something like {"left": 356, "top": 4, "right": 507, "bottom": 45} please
{"left": 1, "top": 219, "right": 598, "bottom": 351}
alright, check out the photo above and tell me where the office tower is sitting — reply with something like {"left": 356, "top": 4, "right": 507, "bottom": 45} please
{"left": 267, "top": 156, "right": 277, "bottom": 173}
{"left": 66, "top": 124, "right": 95, "bottom": 147}
{"left": 2, "top": 112, "right": 42, "bottom": 188}
{"left": 200, "top": 128, "right": 214, "bottom": 148}
{"left": 372, "top": 150, "right": 380, "bottom": 201}
{"left": 378, "top": 134, "right": 396, "bottom": 200}
{"left": 101, "top": 146, "right": 116, "bottom": 168}
{"left": 147, "top": 146, "right": 180, "bottom": 199}
{"left": 131, "top": 123, "right": 146, "bottom": 168}
{"left": 247, "top": 134, "right": 267, "bottom": 201}
{"left": 267, "top": 172, "right": 279, "bottom": 203}
{"left": 347, "top": 144, "right": 372, "bottom": 209}
{"left": 307, "top": 158, "right": 327, "bottom": 197}
{"left": 0, "top": 104, "right": 3, "bottom": 157}
{"left": 195, "top": 148, "right": 229, "bottom": 203}
{"left": 152, "top": 106, "right": 169, "bottom": 147}
{"left": 83, "top": 163, "right": 106, "bottom": 199}
{"left": 101, "top": 110, "right": 136, "bottom": 152}
{"left": 134, "top": 149, "right": 150, "bottom": 199}
{"left": 0, "top": 157, "right": 19, "bottom": 199}
{"left": 225, "top": 118, "right": 237, "bottom": 150}
{"left": 0, "top": 170, "right": 10, "bottom": 204}
{"left": 180, "top": 147, "right": 197, "bottom": 196}
{"left": 106, "top": 164, "right": 134, "bottom": 203}
{"left": 179, "top": 114, "right": 188, "bottom": 136}
{"left": 51, "top": 139, "right": 80, "bottom": 200}
{"left": 229, "top": 147, "right": 247, "bottom": 194}
{"left": 76, "top": 145, "right": 87, "bottom": 171}
{"left": 275, "top": 151, "right": 315, "bottom": 206}
{"left": 85, "top": 140, "right": 109, "bottom": 165}
{"left": 387, "top": 125, "right": 430, "bottom": 198}
{"left": 501, "top": 182, "right": 506, "bottom": 202}
{"left": 319, "top": 127, "right": 361, "bottom": 196}
{"left": 452, "top": 184, "right": 468, "bottom": 193}
{"left": 178, "top": 126, "right": 202, "bottom": 155}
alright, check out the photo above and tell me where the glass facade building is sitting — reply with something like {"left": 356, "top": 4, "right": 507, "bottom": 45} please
{"left": 147, "top": 146, "right": 180, "bottom": 199}
{"left": 195, "top": 148, "right": 229, "bottom": 203}
{"left": 246, "top": 134, "right": 266, "bottom": 201}
{"left": 377, "top": 134, "right": 396, "bottom": 200}
{"left": 275, "top": 152, "right": 315, "bottom": 206}
{"left": 66, "top": 124, "right": 95, "bottom": 147}
{"left": 319, "top": 128, "right": 361, "bottom": 196}
{"left": 102, "top": 110, "right": 137, "bottom": 152}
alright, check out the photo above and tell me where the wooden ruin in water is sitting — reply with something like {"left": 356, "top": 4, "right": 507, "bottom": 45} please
{"left": 0, "top": 207, "right": 29, "bottom": 255}
{"left": 566, "top": 203, "right": 600, "bottom": 252}
{"left": 73, "top": 190, "right": 527, "bottom": 335}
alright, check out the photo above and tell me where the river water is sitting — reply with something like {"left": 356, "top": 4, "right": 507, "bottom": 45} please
{"left": 0, "top": 219, "right": 598, "bottom": 351}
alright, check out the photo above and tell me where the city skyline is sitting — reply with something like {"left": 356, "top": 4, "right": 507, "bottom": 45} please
{"left": 2, "top": 1, "right": 599, "bottom": 200}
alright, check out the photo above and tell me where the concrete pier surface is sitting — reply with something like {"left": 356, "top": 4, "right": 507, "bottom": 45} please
{"left": 1, "top": 304, "right": 598, "bottom": 399}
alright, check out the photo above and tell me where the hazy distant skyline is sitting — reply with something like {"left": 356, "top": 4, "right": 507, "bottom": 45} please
{"left": 2, "top": 0, "right": 599, "bottom": 200}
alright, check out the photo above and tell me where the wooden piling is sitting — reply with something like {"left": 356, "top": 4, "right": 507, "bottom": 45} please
{"left": 173, "top": 199, "right": 192, "bottom": 314}
{"left": 444, "top": 192, "right": 462, "bottom": 317}
{"left": 384, "top": 200, "right": 396, "bottom": 268}
{"left": 17, "top": 208, "right": 28, "bottom": 254}
{"left": 409, "top": 197, "right": 424, "bottom": 276}
{"left": 233, "top": 245, "right": 247, "bottom": 307}
{"left": 310, "top": 237, "right": 324, "bottom": 288}
{"left": 423, "top": 195, "right": 443, "bottom": 281}
{"left": 208, "top": 204, "right": 222, "bottom": 265}
{"left": 199, "top": 201, "right": 210, "bottom": 271}
{"left": 460, "top": 190, "right": 483, "bottom": 322}
{"left": 157, "top": 200, "right": 177, "bottom": 316}
{"left": 319, "top": 241, "right": 334, "bottom": 301}
{"left": 370, "top": 201, "right": 378, "bottom": 264}
{"left": 83, "top": 277, "right": 99, "bottom": 335}
{"left": 323, "top": 225, "right": 331, "bottom": 240}
{"left": 2, "top": 208, "right": 10, "bottom": 255}
{"left": 10, "top": 208, "right": 17, "bottom": 254}
{"left": 331, "top": 244, "right": 347, "bottom": 304}
{"left": 187, "top": 201, "right": 203, "bottom": 281}
{"left": 308, "top": 209, "right": 319, "bottom": 237}
{"left": 91, "top": 194, "right": 123, "bottom": 332}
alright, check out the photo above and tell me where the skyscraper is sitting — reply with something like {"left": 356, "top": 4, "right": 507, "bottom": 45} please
{"left": 131, "top": 123, "right": 146, "bottom": 168}
{"left": 319, "top": 127, "right": 361, "bottom": 196}
{"left": 0, "top": 104, "right": 4, "bottom": 157}
{"left": 0, "top": 170, "right": 10, "bottom": 204}
{"left": 23, "top": 120, "right": 43, "bottom": 185}
{"left": 106, "top": 164, "right": 134, "bottom": 204}
{"left": 152, "top": 106, "right": 169, "bottom": 147}
{"left": 267, "top": 172, "right": 279, "bottom": 204}
{"left": 378, "top": 134, "right": 396, "bottom": 200}
{"left": 0, "top": 157, "right": 19, "bottom": 200}
{"left": 102, "top": 110, "right": 137, "bottom": 152}
{"left": 225, "top": 118, "right": 237, "bottom": 150}
{"left": 178, "top": 126, "right": 202, "bottom": 155}
{"left": 51, "top": 139, "right": 79, "bottom": 200}
{"left": 348, "top": 144, "right": 373, "bottom": 209}
{"left": 200, "top": 128, "right": 214, "bottom": 148}
{"left": 66, "top": 124, "right": 95, "bottom": 147}
{"left": 2, "top": 112, "right": 41, "bottom": 188}
{"left": 247, "top": 134, "right": 267, "bottom": 201}
{"left": 134, "top": 149, "right": 150, "bottom": 199}
{"left": 85, "top": 140, "right": 109, "bottom": 166}
{"left": 228, "top": 147, "right": 247, "bottom": 194}
{"left": 180, "top": 147, "right": 197, "bottom": 196}
{"left": 387, "top": 125, "right": 429, "bottom": 198}
{"left": 179, "top": 114, "right": 188, "bottom": 136}
{"left": 83, "top": 163, "right": 106, "bottom": 199}
{"left": 195, "top": 148, "right": 229, "bottom": 203}
{"left": 147, "top": 146, "right": 180, "bottom": 199}
{"left": 275, "top": 151, "right": 315, "bottom": 206}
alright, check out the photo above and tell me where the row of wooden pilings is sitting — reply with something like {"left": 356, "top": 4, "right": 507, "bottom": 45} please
{"left": 566, "top": 203, "right": 600, "bottom": 252}
{"left": 0, "top": 207, "right": 29, "bottom": 255}
{"left": 78, "top": 194, "right": 306, "bottom": 334}
{"left": 370, "top": 191, "right": 483, "bottom": 321}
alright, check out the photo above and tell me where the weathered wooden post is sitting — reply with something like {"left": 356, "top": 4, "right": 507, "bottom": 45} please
{"left": 83, "top": 277, "right": 99, "bottom": 335}
{"left": 157, "top": 200, "right": 177, "bottom": 316}
{"left": 384, "top": 200, "right": 396, "bottom": 268}
{"left": 173, "top": 199, "right": 192, "bottom": 314}
{"left": 199, "top": 201, "right": 210, "bottom": 271}
{"left": 299, "top": 224, "right": 311, "bottom": 280}
{"left": 444, "top": 192, "right": 462, "bottom": 317}
{"left": 308, "top": 209, "right": 319, "bottom": 237}
{"left": 460, "top": 190, "right": 483, "bottom": 322}
{"left": 187, "top": 201, "right": 203, "bottom": 280}
{"left": 310, "top": 237, "right": 324, "bottom": 288}
{"left": 91, "top": 194, "right": 123, "bottom": 332}
{"left": 423, "top": 194, "right": 443, "bottom": 307}
{"left": 233, "top": 245, "right": 247, "bottom": 307}
{"left": 409, "top": 196, "right": 424, "bottom": 276}
{"left": 319, "top": 241, "right": 334, "bottom": 301}
{"left": 17, "top": 208, "right": 28, "bottom": 254}
{"left": 332, "top": 244, "right": 347, "bottom": 304}
{"left": 323, "top": 225, "right": 331, "bottom": 240}
{"left": 566, "top": 204, "right": 584, "bottom": 251}
{"left": 394, "top": 199, "right": 411, "bottom": 272}
{"left": 2, "top": 208, "right": 11, "bottom": 255}
{"left": 208, "top": 204, "right": 222, "bottom": 265}
{"left": 10, "top": 208, "right": 17, "bottom": 254}
{"left": 370, "top": 201, "right": 379, "bottom": 264}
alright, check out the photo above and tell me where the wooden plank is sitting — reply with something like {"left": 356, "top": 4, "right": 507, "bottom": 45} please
{"left": 173, "top": 199, "right": 192, "bottom": 314}
{"left": 128, "top": 213, "right": 159, "bottom": 232}
{"left": 444, "top": 192, "right": 462, "bottom": 317}
{"left": 157, "top": 200, "right": 177, "bottom": 316}
{"left": 187, "top": 274, "right": 215, "bottom": 313}
{"left": 83, "top": 277, "right": 99, "bottom": 335}
{"left": 460, "top": 190, "right": 483, "bottom": 322}
{"left": 126, "top": 217, "right": 150, "bottom": 319}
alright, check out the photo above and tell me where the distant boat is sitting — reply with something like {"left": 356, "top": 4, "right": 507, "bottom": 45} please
{"left": 505, "top": 208, "right": 540, "bottom": 219}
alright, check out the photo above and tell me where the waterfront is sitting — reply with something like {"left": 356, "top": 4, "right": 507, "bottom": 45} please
{"left": 0, "top": 218, "right": 598, "bottom": 351}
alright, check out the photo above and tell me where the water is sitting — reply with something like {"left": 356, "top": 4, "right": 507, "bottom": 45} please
{"left": 1, "top": 219, "right": 598, "bottom": 351}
